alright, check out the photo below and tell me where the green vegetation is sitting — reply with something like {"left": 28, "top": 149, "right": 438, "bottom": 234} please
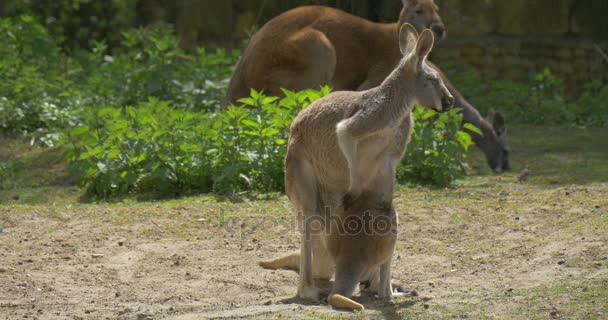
{"left": 445, "top": 66, "right": 608, "bottom": 128}
{"left": 0, "top": 16, "right": 475, "bottom": 198}
{"left": 1, "top": 15, "right": 607, "bottom": 199}
{"left": 398, "top": 107, "right": 478, "bottom": 187}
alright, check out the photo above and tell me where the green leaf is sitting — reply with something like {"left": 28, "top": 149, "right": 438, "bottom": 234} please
{"left": 463, "top": 123, "right": 483, "bottom": 136}
{"left": 237, "top": 97, "right": 257, "bottom": 107}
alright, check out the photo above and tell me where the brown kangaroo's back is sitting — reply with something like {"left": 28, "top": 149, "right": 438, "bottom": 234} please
{"left": 225, "top": 1, "right": 510, "bottom": 172}
{"left": 225, "top": 5, "right": 400, "bottom": 103}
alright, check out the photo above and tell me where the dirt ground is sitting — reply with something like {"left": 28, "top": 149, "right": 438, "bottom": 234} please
{"left": 1, "top": 127, "right": 608, "bottom": 319}
{"left": 1, "top": 181, "right": 607, "bottom": 320}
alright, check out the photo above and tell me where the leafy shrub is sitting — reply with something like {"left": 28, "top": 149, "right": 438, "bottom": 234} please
{"left": 574, "top": 80, "right": 608, "bottom": 127}
{"left": 73, "top": 24, "right": 237, "bottom": 112}
{"left": 0, "top": 15, "right": 72, "bottom": 134}
{"left": 398, "top": 108, "right": 476, "bottom": 187}
{"left": 61, "top": 89, "right": 327, "bottom": 199}
{"left": 3, "top": 0, "right": 137, "bottom": 50}
{"left": 0, "top": 16, "right": 238, "bottom": 137}
{"left": 62, "top": 86, "right": 475, "bottom": 198}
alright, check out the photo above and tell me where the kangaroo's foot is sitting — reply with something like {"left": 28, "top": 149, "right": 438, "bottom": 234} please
{"left": 258, "top": 252, "right": 299, "bottom": 270}
{"left": 328, "top": 294, "right": 364, "bottom": 311}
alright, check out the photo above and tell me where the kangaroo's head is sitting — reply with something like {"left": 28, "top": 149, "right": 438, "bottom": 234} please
{"left": 399, "top": 0, "right": 446, "bottom": 41}
{"left": 399, "top": 23, "right": 454, "bottom": 113}
{"left": 486, "top": 109, "right": 511, "bottom": 173}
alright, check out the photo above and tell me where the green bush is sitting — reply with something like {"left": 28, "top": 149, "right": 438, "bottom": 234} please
{"left": 0, "top": 15, "right": 71, "bottom": 134}
{"left": 398, "top": 108, "right": 477, "bottom": 187}
{"left": 61, "top": 87, "right": 475, "bottom": 198}
{"left": 575, "top": 80, "right": 608, "bottom": 127}
{"left": 61, "top": 89, "right": 326, "bottom": 199}
{"left": 3, "top": 0, "right": 137, "bottom": 50}
{"left": 0, "top": 16, "right": 479, "bottom": 197}
{"left": 0, "top": 16, "right": 237, "bottom": 138}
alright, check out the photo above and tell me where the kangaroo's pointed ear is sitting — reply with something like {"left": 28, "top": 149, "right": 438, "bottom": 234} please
{"left": 415, "top": 29, "right": 435, "bottom": 60}
{"left": 493, "top": 112, "right": 506, "bottom": 135}
{"left": 399, "top": 23, "right": 418, "bottom": 57}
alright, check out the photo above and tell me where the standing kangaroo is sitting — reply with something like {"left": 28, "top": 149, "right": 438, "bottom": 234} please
{"left": 225, "top": 0, "right": 510, "bottom": 172}
{"left": 271, "top": 24, "right": 453, "bottom": 301}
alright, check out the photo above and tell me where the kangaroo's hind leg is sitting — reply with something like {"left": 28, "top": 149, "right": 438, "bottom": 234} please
{"left": 285, "top": 154, "right": 322, "bottom": 300}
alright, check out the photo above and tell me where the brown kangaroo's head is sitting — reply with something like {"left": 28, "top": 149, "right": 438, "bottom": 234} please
{"left": 487, "top": 109, "right": 511, "bottom": 173}
{"left": 399, "top": 0, "right": 446, "bottom": 41}
{"left": 399, "top": 24, "right": 454, "bottom": 113}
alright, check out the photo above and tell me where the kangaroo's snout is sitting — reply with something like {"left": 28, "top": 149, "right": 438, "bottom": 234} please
{"left": 441, "top": 94, "right": 454, "bottom": 111}
{"left": 431, "top": 24, "right": 446, "bottom": 40}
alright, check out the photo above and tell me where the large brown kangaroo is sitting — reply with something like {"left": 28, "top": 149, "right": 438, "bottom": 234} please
{"left": 266, "top": 23, "right": 452, "bottom": 302}
{"left": 225, "top": 0, "right": 510, "bottom": 172}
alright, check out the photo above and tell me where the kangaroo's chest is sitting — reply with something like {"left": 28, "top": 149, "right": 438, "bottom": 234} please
{"left": 359, "top": 115, "right": 412, "bottom": 158}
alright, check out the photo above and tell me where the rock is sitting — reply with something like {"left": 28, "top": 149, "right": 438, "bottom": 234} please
{"left": 264, "top": 300, "right": 273, "bottom": 306}
{"left": 118, "top": 308, "right": 132, "bottom": 316}
{"left": 137, "top": 314, "right": 152, "bottom": 320}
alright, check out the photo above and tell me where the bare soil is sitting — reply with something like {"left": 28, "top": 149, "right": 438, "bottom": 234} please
{"left": 1, "top": 181, "right": 607, "bottom": 320}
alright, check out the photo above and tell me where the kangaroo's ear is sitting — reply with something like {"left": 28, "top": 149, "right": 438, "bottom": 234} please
{"left": 399, "top": 23, "right": 418, "bottom": 56}
{"left": 493, "top": 112, "right": 506, "bottom": 135}
{"left": 415, "top": 29, "right": 434, "bottom": 59}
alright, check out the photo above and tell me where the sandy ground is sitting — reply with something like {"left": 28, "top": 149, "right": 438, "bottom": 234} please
{"left": 1, "top": 183, "right": 607, "bottom": 320}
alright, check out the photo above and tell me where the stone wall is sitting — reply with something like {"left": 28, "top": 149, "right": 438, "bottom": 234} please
{"left": 430, "top": 0, "right": 608, "bottom": 96}
{"left": 427, "top": 0, "right": 607, "bottom": 96}
{"left": 136, "top": 0, "right": 608, "bottom": 94}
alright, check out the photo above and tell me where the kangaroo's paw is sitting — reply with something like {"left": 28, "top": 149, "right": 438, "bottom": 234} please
{"left": 328, "top": 294, "right": 364, "bottom": 311}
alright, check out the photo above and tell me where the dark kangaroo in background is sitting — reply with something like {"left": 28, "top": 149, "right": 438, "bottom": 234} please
{"left": 226, "top": 0, "right": 510, "bottom": 172}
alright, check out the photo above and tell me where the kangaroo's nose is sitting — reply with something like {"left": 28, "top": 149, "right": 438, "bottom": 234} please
{"left": 442, "top": 95, "right": 454, "bottom": 111}
{"left": 431, "top": 25, "right": 445, "bottom": 39}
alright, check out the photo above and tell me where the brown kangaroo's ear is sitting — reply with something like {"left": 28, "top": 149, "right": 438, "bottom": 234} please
{"left": 415, "top": 29, "right": 434, "bottom": 60}
{"left": 493, "top": 112, "right": 506, "bottom": 135}
{"left": 399, "top": 23, "right": 419, "bottom": 57}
